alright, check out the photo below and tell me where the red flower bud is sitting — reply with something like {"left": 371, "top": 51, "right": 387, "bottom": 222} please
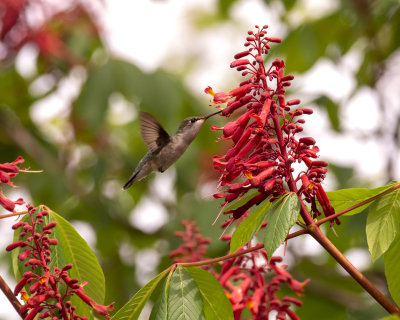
{"left": 18, "top": 249, "right": 31, "bottom": 261}
{"left": 311, "top": 160, "right": 329, "bottom": 167}
{"left": 298, "top": 108, "right": 313, "bottom": 115}
{"left": 14, "top": 277, "right": 29, "bottom": 296}
{"left": 48, "top": 238, "right": 58, "bottom": 245}
{"left": 6, "top": 240, "right": 27, "bottom": 251}
{"left": 230, "top": 59, "right": 251, "bottom": 68}
{"left": 250, "top": 167, "right": 275, "bottom": 187}
{"left": 12, "top": 221, "right": 26, "bottom": 230}
{"left": 42, "top": 222, "right": 57, "bottom": 231}
{"left": 267, "top": 37, "right": 282, "bottom": 43}
{"left": 234, "top": 51, "right": 250, "bottom": 59}
{"left": 281, "top": 75, "right": 294, "bottom": 82}
{"left": 302, "top": 157, "right": 312, "bottom": 167}
{"left": 299, "top": 137, "right": 316, "bottom": 146}
{"left": 287, "top": 99, "right": 300, "bottom": 106}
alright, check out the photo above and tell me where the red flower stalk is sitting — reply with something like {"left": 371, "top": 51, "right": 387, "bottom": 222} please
{"left": 7, "top": 204, "right": 114, "bottom": 319}
{"left": 0, "top": 157, "right": 25, "bottom": 212}
{"left": 170, "top": 220, "right": 308, "bottom": 320}
{"left": 169, "top": 219, "right": 211, "bottom": 264}
{"left": 219, "top": 250, "right": 308, "bottom": 320}
{"left": 206, "top": 25, "right": 337, "bottom": 225}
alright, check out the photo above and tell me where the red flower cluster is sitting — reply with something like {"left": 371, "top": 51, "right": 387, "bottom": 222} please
{"left": 0, "top": 1, "right": 98, "bottom": 63}
{"left": 206, "top": 25, "right": 336, "bottom": 224}
{"left": 0, "top": 156, "right": 24, "bottom": 212}
{"left": 171, "top": 220, "right": 308, "bottom": 320}
{"left": 169, "top": 219, "right": 211, "bottom": 264}
{"left": 219, "top": 247, "right": 308, "bottom": 320}
{"left": 6, "top": 204, "right": 114, "bottom": 319}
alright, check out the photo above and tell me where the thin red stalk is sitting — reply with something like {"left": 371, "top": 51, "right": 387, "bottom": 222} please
{"left": 286, "top": 228, "right": 308, "bottom": 240}
{"left": 0, "top": 274, "right": 22, "bottom": 318}
{"left": 317, "top": 182, "right": 400, "bottom": 227}
{"left": 179, "top": 243, "right": 264, "bottom": 267}
{"left": 270, "top": 107, "right": 316, "bottom": 226}
{"left": 0, "top": 211, "right": 27, "bottom": 219}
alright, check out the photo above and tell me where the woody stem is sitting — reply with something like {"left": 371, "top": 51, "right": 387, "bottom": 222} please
{"left": 0, "top": 274, "right": 22, "bottom": 318}
{"left": 308, "top": 218, "right": 400, "bottom": 315}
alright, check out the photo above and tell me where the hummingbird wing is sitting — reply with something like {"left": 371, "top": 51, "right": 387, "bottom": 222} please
{"left": 139, "top": 112, "right": 170, "bottom": 152}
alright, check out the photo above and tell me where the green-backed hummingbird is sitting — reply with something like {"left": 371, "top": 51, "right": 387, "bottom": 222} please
{"left": 122, "top": 110, "right": 221, "bottom": 190}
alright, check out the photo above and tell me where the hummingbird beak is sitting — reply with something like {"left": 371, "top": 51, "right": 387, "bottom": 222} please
{"left": 204, "top": 110, "right": 222, "bottom": 120}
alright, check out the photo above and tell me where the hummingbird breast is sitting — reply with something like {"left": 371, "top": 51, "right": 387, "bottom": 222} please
{"left": 152, "top": 135, "right": 190, "bottom": 172}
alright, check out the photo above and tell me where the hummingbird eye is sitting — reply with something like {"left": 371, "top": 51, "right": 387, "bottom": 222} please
{"left": 190, "top": 118, "right": 197, "bottom": 123}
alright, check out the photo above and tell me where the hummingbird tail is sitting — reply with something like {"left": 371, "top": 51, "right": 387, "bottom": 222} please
{"left": 122, "top": 171, "right": 139, "bottom": 190}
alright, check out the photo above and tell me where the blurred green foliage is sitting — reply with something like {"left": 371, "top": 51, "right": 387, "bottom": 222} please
{"left": 0, "top": 1, "right": 399, "bottom": 319}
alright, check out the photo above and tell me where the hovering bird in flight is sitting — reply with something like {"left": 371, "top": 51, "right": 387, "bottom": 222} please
{"left": 123, "top": 110, "right": 221, "bottom": 190}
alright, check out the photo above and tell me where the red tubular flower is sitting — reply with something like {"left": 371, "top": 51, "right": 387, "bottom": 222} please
{"left": 75, "top": 288, "right": 114, "bottom": 317}
{"left": 169, "top": 220, "right": 308, "bottom": 320}
{"left": 206, "top": 25, "right": 336, "bottom": 225}
{"left": 0, "top": 191, "right": 24, "bottom": 212}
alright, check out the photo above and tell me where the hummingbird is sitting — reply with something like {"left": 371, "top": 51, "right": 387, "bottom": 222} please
{"left": 122, "top": 110, "right": 221, "bottom": 190}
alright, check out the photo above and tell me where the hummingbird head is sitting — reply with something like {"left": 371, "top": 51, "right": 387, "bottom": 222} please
{"left": 177, "top": 116, "right": 206, "bottom": 137}
{"left": 176, "top": 110, "right": 222, "bottom": 141}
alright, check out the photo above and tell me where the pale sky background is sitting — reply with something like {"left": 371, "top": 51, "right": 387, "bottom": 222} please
{"left": 1, "top": 0, "right": 400, "bottom": 318}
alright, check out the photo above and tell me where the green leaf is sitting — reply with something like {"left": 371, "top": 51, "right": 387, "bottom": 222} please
{"left": 112, "top": 269, "right": 169, "bottom": 320}
{"left": 263, "top": 193, "right": 300, "bottom": 258}
{"left": 223, "top": 189, "right": 259, "bottom": 213}
{"left": 367, "top": 188, "right": 400, "bottom": 261}
{"left": 49, "top": 209, "right": 106, "bottom": 317}
{"left": 185, "top": 267, "right": 234, "bottom": 320}
{"left": 326, "top": 182, "right": 398, "bottom": 215}
{"left": 167, "top": 265, "right": 205, "bottom": 320}
{"left": 379, "top": 315, "right": 400, "bottom": 320}
{"left": 230, "top": 200, "right": 271, "bottom": 253}
{"left": 384, "top": 233, "right": 400, "bottom": 307}
{"left": 149, "top": 279, "right": 168, "bottom": 320}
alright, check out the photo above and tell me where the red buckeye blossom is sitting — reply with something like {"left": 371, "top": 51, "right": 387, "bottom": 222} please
{"left": 170, "top": 220, "right": 308, "bottom": 320}
{"left": 220, "top": 249, "right": 308, "bottom": 320}
{"left": 7, "top": 204, "right": 114, "bottom": 319}
{"left": 169, "top": 219, "right": 211, "bottom": 265}
{"left": 206, "top": 25, "right": 337, "bottom": 225}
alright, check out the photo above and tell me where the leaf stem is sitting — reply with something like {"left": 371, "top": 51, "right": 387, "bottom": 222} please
{"left": 179, "top": 243, "right": 264, "bottom": 268}
{"left": 316, "top": 182, "right": 400, "bottom": 227}
{"left": 0, "top": 211, "right": 28, "bottom": 220}
{"left": 0, "top": 274, "right": 22, "bottom": 318}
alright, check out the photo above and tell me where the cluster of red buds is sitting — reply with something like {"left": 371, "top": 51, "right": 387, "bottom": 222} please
{"left": 171, "top": 220, "right": 308, "bottom": 320}
{"left": 219, "top": 246, "right": 308, "bottom": 320}
{"left": 169, "top": 219, "right": 211, "bottom": 264}
{"left": 206, "top": 25, "right": 337, "bottom": 225}
{"left": 6, "top": 204, "right": 114, "bottom": 319}
{"left": 0, "top": 156, "right": 24, "bottom": 212}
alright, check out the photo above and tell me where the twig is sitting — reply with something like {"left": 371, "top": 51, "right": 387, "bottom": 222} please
{"left": 0, "top": 211, "right": 28, "bottom": 220}
{"left": 317, "top": 182, "right": 400, "bottom": 227}
{"left": 309, "top": 218, "right": 400, "bottom": 315}
{"left": 179, "top": 243, "right": 264, "bottom": 267}
{"left": 0, "top": 274, "right": 22, "bottom": 318}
